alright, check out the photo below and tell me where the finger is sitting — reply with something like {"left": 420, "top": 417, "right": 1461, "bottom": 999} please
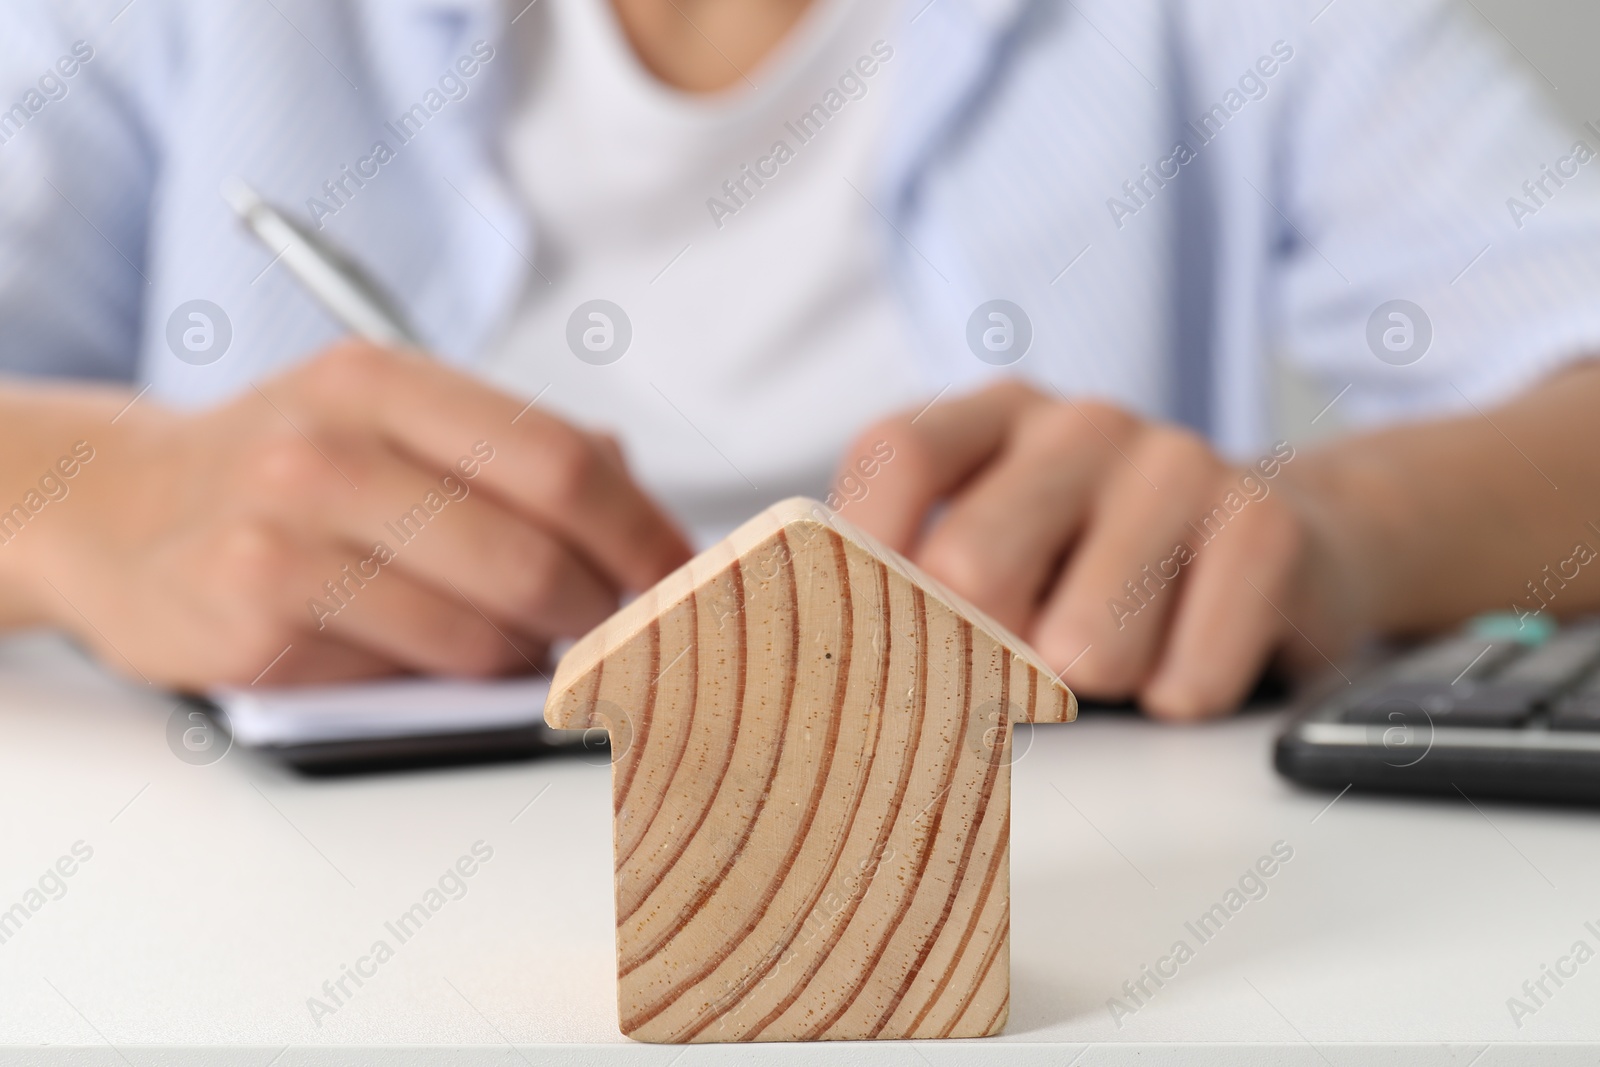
{"left": 376, "top": 496, "right": 617, "bottom": 641}
{"left": 211, "top": 519, "right": 537, "bottom": 678}
{"left": 244, "top": 636, "right": 401, "bottom": 687}
{"left": 834, "top": 380, "right": 1045, "bottom": 553}
{"left": 304, "top": 557, "right": 539, "bottom": 678}
{"left": 1032, "top": 428, "right": 1221, "bottom": 698}
{"left": 278, "top": 344, "right": 694, "bottom": 592}
{"left": 584, "top": 429, "right": 627, "bottom": 472}
{"left": 245, "top": 434, "right": 617, "bottom": 640}
{"left": 909, "top": 404, "right": 1115, "bottom": 632}
{"left": 1139, "top": 494, "right": 1303, "bottom": 720}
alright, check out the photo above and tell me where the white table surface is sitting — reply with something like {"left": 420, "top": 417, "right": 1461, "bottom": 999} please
{"left": 2, "top": 631, "right": 1598, "bottom": 1066}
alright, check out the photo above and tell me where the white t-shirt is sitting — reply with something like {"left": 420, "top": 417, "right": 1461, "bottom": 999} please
{"left": 479, "top": 0, "right": 923, "bottom": 544}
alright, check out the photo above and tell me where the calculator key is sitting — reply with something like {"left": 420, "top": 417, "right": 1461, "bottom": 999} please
{"left": 1551, "top": 695, "right": 1600, "bottom": 731}
{"left": 1493, "top": 625, "right": 1600, "bottom": 692}
{"left": 1387, "top": 637, "right": 1522, "bottom": 685}
{"left": 1341, "top": 683, "right": 1535, "bottom": 728}
{"left": 1342, "top": 628, "right": 1600, "bottom": 729}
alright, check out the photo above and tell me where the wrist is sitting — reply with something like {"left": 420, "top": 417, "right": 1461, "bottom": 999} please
{"left": 0, "top": 384, "right": 154, "bottom": 633}
{"left": 1274, "top": 454, "right": 1393, "bottom": 661}
{"left": 0, "top": 504, "right": 59, "bottom": 630}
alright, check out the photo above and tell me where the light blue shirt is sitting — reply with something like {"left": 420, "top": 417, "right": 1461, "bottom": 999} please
{"left": 4, "top": 0, "right": 1600, "bottom": 458}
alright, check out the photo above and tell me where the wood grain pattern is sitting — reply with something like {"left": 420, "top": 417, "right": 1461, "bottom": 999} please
{"left": 547, "top": 498, "right": 1075, "bottom": 1043}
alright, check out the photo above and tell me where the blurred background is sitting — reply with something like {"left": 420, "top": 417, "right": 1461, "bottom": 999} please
{"left": 1485, "top": 0, "right": 1600, "bottom": 122}
{"left": 1278, "top": 0, "right": 1600, "bottom": 441}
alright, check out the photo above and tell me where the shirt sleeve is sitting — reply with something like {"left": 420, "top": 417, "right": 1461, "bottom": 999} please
{"left": 0, "top": 0, "right": 165, "bottom": 383}
{"left": 1268, "top": 0, "right": 1600, "bottom": 427}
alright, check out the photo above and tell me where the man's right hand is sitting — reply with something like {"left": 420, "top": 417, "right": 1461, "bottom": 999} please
{"left": 0, "top": 343, "right": 693, "bottom": 689}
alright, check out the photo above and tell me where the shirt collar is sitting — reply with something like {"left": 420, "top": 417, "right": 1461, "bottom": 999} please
{"left": 873, "top": 0, "right": 1033, "bottom": 211}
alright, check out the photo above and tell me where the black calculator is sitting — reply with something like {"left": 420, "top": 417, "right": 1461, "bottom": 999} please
{"left": 1274, "top": 617, "right": 1600, "bottom": 805}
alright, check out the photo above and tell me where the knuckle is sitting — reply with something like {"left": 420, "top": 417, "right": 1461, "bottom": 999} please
{"left": 538, "top": 429, "right": 602, "bottom": 509}
{"left": 443, "top": 629, "right": 516, "bottom": 676}
{"left": 839, "top": 425, "right": 887, "bottom": 469}
{"left": 299, "top": 341, "right": 390, "bottom": 399}
{"left": 1072, "top": 398, "right": 1138, "bottom": 436}
{"left": 847, "top": 418, "right": 898, "bottom": 457}
{"left": 507, "top": 540, "right": 563, "bottom": 618}
{"left": 916, "top": 533, "right": 996, "bottom": 603}
{"left": 1239, "top": 494, "right": 1305, "bottom": 562}
{"left": 589, "top": 431, "right": 626, "bottom": 470}
{"left": 983, "top": 377, "right": 1045, "bottom": 407}
{"left": 242, "top": 431, "right": 339, "bottom": 498}
{"left": 212, "top": 518, "right": 298, "bottom": 596}
{"left": 1136, "top": 426, "right": 1216, "bottom": 483}
{"left": 1016, "top": 405, "right": 1091, "bottom": 455}
{"left": 864, "top": 421, "right": 930, "bottom": 489}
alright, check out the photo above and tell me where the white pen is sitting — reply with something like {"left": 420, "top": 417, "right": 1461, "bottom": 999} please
{"left": 221, "top": 176, "right": 423, "bottom": 351}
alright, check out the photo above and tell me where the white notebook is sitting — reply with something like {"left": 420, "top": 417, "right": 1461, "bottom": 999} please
{"left": 209, "top": 676, "right": 551, "bottom": 748}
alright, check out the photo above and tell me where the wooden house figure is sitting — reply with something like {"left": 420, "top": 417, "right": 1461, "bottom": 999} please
{"left": 546, "top": 497, "right": 1076, "bottom": 1042}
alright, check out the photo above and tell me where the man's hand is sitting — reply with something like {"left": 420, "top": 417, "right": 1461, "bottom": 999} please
{"left": 831, "top": 381, "right": 1353, "bottom": 720}
{"left": 0, "top": 343, "right": 693, "bottom": 688}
